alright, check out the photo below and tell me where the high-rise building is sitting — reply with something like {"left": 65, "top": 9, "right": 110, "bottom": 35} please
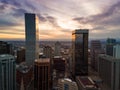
{"left": 34, "top": 58, "right": 50, "bottom": 90}
{"left": 16, "top": 47, "right": 25, "bottom": 64}
{"left": 16, "top": 63, "right": 34, "bottom": 90}
{"left": 0, "top": 54, "right": 16, "bottom": 90}
{"left": 106, "top": 38, "right": 116, "bottom": 56}
{"left": 90, "top": 40, "right": 104, "bottom": 71}
{"left": 98, "top": 54, "right": 120, "bottom": 90}
{"left": 54, "top": 41, "right": 61, "bottom": 56}
{"left": 43, "top": 45, "right": 53, "bottom": 58}
{"left": 0, "top": 41, "right": 13, "bottom": 55}
{"left": 25, "top": 13, "right": 39, "bottom": 65}
{"left": 113, "top": 44, "right": 120, "bottom": 59}
{"left": 53, "top": 56, "right": 66, "bottom": 78}
{"left": 72, "top": 29, "right": 88, "bottom": 76}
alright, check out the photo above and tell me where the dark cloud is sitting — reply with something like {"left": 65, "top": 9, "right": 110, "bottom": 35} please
{"left": 0, "top": 19, "right": 19, "bottom": 27}
{"left": 46, "top": 16, "right": 59, "bottom": 27}
{"left": 1, "top": 0, "right": 21, "bottom": 7}
{"left": 37, "top": 14, "right": 47, "bottom": 22}
{"left": 12, "top": 8, "right": 28, "bottom": 17}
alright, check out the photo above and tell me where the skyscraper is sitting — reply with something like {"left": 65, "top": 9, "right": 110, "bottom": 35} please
{"left": 0, "top": 54, "right": 16, "bottom": 90}
{"left": 98, "top": 54, "right": 120, "bottom": 90}
{"left": 106, "top": 38, "right": 116, "bottom": 56}
{"left": 25, "top": 13, "right": 39, "bottom": 65}
{"left": 113, "top": 44, "right": 120, "bottom": 59}
{"left": 54, "top": 41, "right": 61, "bottom": 56}
{"left": 72, "top": 29, "right": 88, "bottom": 77}
{"left": 0, "top": 41, "right": 13, "bottom": 55}
{"left": 34, "top": 58, "right": 50, "bottom": 90}
{"left": 43, "top": 45, "right": 53, "bottom": 58}
{"left": 90, "top": 40, "right": 104, "bottom": 71}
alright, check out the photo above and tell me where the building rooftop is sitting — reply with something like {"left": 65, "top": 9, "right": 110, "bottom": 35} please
{"left": 16, "top": 62, "right": 31, "bottom": 73}
{"left": 54, "top": 56, "right": 62, "bottom": 58}
{"left": 0, "top": 54, "right": 14, "bottom": 60}
{"left": 76, "top": 76, "right": 98, "bottom": 88}
{"left": 35, "top": 58, "right": 50, "bottom": 63}
{"left": 99, "top": 54, "right": 120, "bottom": 62}
{"left": 72, "top": 29, "right": 88, "bottom": 34}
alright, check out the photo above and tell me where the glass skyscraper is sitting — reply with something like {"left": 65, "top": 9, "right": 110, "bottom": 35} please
{"left": 0, "top": 54, "right": 16, "bottom": 90}
{"left": 72, "top": 29, "right": 88, "bottom": 77}
{"left": 25, "top": 13, "right": 39, "bottom": 65}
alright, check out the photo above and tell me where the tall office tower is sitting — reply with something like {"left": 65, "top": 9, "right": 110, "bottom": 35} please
{"left": 90, "top": 40, "right": 104, "bottom": 71}
{"left": 113, "top": 44, "right": 120, "bottom": 59}
{"left": 34, "top": 58, "right": 50, "bottom": 90}
{"left": 16, "top": 47, "right": 25, "bottom": 64}
{"left": 72, "top": 29, "right": 88, "bottom": 77}
{"left": 43, "top": 45, "right": 53, "bottom": 58}
{"left": 98, "top": 54, "right": 120, "bottom": 90}
{"left": 0, "top": 54, "right": 16, "bottom": 90}
{"left": 106, "top": 38, "right": 116, "bottom": 56}
{"left": 54, "top": 41, "right": 61, "bottom": 56}
{"left": 25, "top": 13, "right": 39, "bottom": 65}
{"left": 0, "top": 41, "right": 13, "bottom": 55}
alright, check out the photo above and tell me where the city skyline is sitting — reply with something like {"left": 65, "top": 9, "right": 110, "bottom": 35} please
{"left": 0, "top": 0, "right": 120, "bottom": 40}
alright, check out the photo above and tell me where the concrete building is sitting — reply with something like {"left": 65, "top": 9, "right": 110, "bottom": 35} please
{"left": 43, "top": 45, "right": 53, "bottom": 58}
{"left": 54, "top": 41, "right": 61, "bottom": 56}
{"left": 72, "top": 29, "right": 88, "bottom": 77}
{"left": 90, "top": 40, "right": 104, "bottom": 71}
{"left": 25, "top": 13, "right": 39, "bottom": 66}
{"left": 106, "top": 38, "right": 116, "bottom": 56}
{"left": 53, "top": 56, "right": 66, "bottom": 72}
{"left": 0, "top": 54, "right": 16, "bottom": 90}
{"left": 16, "top": 63, "right": 34, "bottom": 90}
{"left": 16, "top": 47, "right": 25, "bottom": 64}
{"left": 113, "top": 44, "right": 120, "bottom": 59}
{"left": 76, "top": 76, "right": 99, "bottom": 90}
{"left": 34, "top": 58, "right": 50, "bottom": 90}
{"left": 98, "top": 54, "right": 120, "bottom": 90}
{"left": 58, "top": 78, "right": 78, "bottom": 90}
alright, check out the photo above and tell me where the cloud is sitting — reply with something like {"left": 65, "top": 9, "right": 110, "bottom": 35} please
{"left": 73, "top": 1, "right": 120, "bottom": 30}
{"left": 12, "top": 8, "right": 28, "bottom": 17}
{"left": 0, "top": 18, "right": 20, "bottom": 27}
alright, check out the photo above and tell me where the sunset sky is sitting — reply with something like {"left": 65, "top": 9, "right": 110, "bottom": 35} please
{"left": 0, "top": 0, "right": 120, "bottom": 40}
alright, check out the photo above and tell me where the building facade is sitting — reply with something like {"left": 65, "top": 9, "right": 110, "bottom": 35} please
{"left": 113, "top": 44, "right": 120, "bottom": 59}
{"left": 0, "top": 54, "right": 16, "bottom": 90}
{"left": 17, "top": 47, "right": 25, "bottom": 64}
{"left": 90, "top": 40, "right": 104, "bottom": 71}
{"left": 106, "top": 38, "right": 116, "bottom": 56}
{"left": 54, "top": 41, "right": 61, "bottom": 56}
{"left": 72, "top": 29, "right": 88, "bottom": 76}
{"left": 98, "top": 54, "right": 120, "bottom": 90}
{"left": 0, "top": 41, "right": 13, "bottom": 55}
{"left": 34, "top": 58, "right": 50, "bottom": 90}
{"left": 16, "top": 63, "right": 34, "bottom": 90}
{"left": 43, "top": 45, "right": 53, "bottom": 58}
{"left": 25, "top": 13, "right": 39, "bottom": 65}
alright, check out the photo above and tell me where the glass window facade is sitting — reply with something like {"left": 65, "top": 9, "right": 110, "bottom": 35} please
{"left": 72, "top": 30, "right": 88, "bottom": 76}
